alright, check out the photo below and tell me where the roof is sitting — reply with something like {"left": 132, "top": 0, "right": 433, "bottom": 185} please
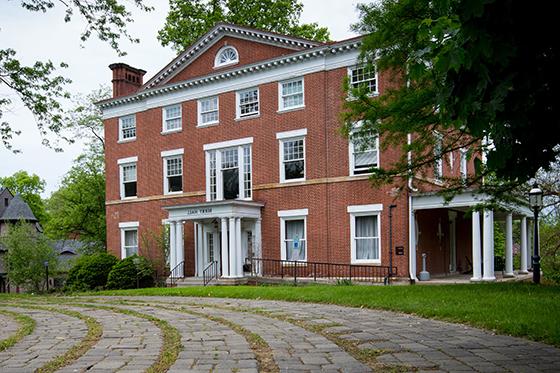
{"left": 0, "top": 194, "right": 37, "bottom": 222}
{"left": 52, "top": 239, "right": 87, "bottom": 255}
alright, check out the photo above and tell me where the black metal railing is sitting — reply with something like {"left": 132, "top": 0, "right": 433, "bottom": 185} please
{"left": 250, "top": 257, "right": 397, "bottom": 285}
{"left": 203, "top": 261, "right": 219, "bottom": 286}
{"left": 168, "top": 261, "right": 185, "bottom": 287}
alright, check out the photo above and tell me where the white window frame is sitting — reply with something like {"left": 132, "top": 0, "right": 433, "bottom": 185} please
{"left": 347, "top": 64, "right": 379, "bottom": 97}
{"left": 119, "top": 221, "right": 139, "bottom": 259}
{"left": 204, "top": 137, "right": 254, "bottom": 202}
{"left": 348, "top": 204, "right": 383, "bottom": 264}
{"left": 214, "top": 45, "right": 239, "bottom": 68}
{"left": 434, "top": 131, "right": 443, "bottom": 182}
{"left": 118, "top": 156, "right": 138, "bottom": 200}
{"left": 278, "top": 77, "right": 305, "bottom": 112}
{"left": 349, "top": 132, "right": 379, "bottom": 176}
{"left": 460, "top": 148, "right": 468, "bottom": 181}
{"left": 277, "top": 129, "right": 307, "bottom": 183}
{"left": 278, "top": 209, "right": 308, "bottom": 262}
{"left": 118, "top": 115, "right": 136, "bottom": 142}
{"left": 161, "top": 148, "right": 184, "bottom": 195}
{"left": 197, "top": 96, "right": 219, "bottom": 127}
{"left": 162, "top": 104, "right": 182, "bottom": 134}
{"left": 236, "top": 87, "right": 260, "bottom": 119}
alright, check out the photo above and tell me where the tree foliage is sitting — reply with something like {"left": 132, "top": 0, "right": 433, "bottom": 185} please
{"left": 343, "top": 0, "right": 558, "bottom": 200}
{"left": 45, "top": 143, "right": 106, "bottom": 247}
{"left": 0, "top": 170, "right": 48, "bottom": 224}
{"left": 65, "top": 252, "right": 118, "bottom": 291}
{"left": 1, "top": 221, "right": 58, "bottom": 293}
{"left": 106, "top": 255, "right": 155, "bottom": 290}
{"left": 158, "top": 0, "right": 331, "bottom": 52}
{"left": 1, "top": 1, "right": 150, "bottom": 151}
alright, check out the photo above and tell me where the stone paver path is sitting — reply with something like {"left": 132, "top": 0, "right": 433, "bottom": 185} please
{"left": 0, "top": 307, "right": 87, "bottom": 373}
{"left": 108, "top": 304, "right": 258, "bottom": 373}
{"left": 2, "top": 296, "right": 560, "bottom": 373}
{"left": 0, "top": 311, "right": 20, "bottom": 342}
{"left": 108, "top": 296, "right": 560, "bottom": 373}
{"left": 57, "top": 306, "right": 162, "bottom": 373}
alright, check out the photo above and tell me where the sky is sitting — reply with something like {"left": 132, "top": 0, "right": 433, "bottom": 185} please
{"left": 0, "top": 0, "right": 369, "bottom": 197}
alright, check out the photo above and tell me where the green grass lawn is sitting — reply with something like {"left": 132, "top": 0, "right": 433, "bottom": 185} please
{"left": 2, "top": 282, "right": 559, "bottom": 347}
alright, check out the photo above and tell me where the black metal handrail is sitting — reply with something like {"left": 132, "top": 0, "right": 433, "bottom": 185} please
{"left": 168, "top": 261, "right": 185, "bottom": 287}
{"left": 250, "top": 257, "right": 397, "bottom": 285}
{"left": 203, "top": 261, "right": 219, "bottom": 286}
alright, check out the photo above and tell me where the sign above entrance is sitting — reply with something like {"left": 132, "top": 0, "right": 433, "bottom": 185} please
{"left": 185, "top": 207, "right": 213, "bottom": 217}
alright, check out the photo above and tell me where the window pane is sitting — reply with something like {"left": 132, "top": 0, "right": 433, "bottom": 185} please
{"left": 165, "top": 117, "right": 181, "bottom": 130}
{"left": 283, "top": 139, "right": 304, "bottom": 161}
{"left": 209, "top": 151, "right": 217, "bottom": 200}
{"left": 222, "top": 168, "right": 239, "bottom": 200}
{"left": 356, "top": 216, "right": 377, "bottom": 237}
{"left": 165, "top": 105, "right": 180, "bottom": 119}
{"left": 124, "top": 181, "right": 137, "bottom": 197}
{"left": 355, "top": 215, "right": 379, "bottom": 260}
{"left": 221, "top": 148, "right": 238, "bottom": 169}
{"left": 168, "top": 175, "right": 182, "bottom": 192}
{"left": 218, "top": 47, "right": 238, "bottom": 65}
{"left": 124, "top": 229, "right": 138, "bottom": 246}
{"left": 282, "top": 80, "right": 302, "bottom": 95}
{"left": 243, "top": 146, "right": 251, "bottom": 198}
{"left": 351, "top": 65, "right": 377, "bottom": 93}
{"left": 356, "top": 238, "right": 378, "bottom": 260}
{"left": 239, "top": 89, "right": 259, "bottom": 116}
{"left": 285, "top": 219, "right": 304, "bottom": 239}
{"left": 120, "top": 116, "right": 136, "bottom": 139}
{"left": 166, "top": 157, "right": 182, "bottom": 176}
{"left": 122, "top": 164, "right": 136, "bottom": 182}
{"left": 284, "top": 160, "right": 304, "bottom": 180}
{"left": 285, "top": 219, "right": 305, "bottom": 261}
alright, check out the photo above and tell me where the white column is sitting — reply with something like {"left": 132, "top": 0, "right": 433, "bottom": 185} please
{"left": 408, "top": 204, "right": 418, "bottom": 281}
{"left": 482, "top": 209, "right": 496, "bottom": 281}
{"left": 255, "top": 218, "right": 262, "bottom": 275}
{"left": 235, "top": 217, "right": 243, "bottom": 277}
{"left": 229, "top": 217, "right": 237, "bottom": 277}
{"left": 197, "top": 223, "right": 203, "bottom": 277}
{"left": 221, "top": 218, "right": 229, "bottom": 278}
{"left": 471, "top": 211, "right": 482, "bottom": 281}
{"left": 527, "top": 219, "right": 533, "bottom": 270}
{"left": 169, "top": 221, "right": 177, "bottom": 276}
{"left": 520, "top": 217, "right": 528, "bottom": 273}
{"left": 504, "top": 213, "right": 514, "bottom": 277}
{"left": 176, "top": 222, "right": 184, "bottom": 277}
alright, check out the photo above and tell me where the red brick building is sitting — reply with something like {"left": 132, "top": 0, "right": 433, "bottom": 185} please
{"left": 99, "top": 24, "right": 535, "bottom": 283}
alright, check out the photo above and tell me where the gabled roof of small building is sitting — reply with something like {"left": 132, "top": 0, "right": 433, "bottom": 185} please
{"left": 0, "top": 194, "right": 37, "bottom": 222}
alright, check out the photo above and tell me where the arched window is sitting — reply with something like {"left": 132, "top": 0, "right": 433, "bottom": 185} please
{"left": 214, "top": 46, "right": 239, "bottom": 68}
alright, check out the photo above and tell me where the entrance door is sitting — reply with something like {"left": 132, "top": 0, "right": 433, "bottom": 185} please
{"left": 205, "top": 231, "right": 220, "bottom": 265}
{"left": 449, "top": 211, "right": 457, "bottom": 272}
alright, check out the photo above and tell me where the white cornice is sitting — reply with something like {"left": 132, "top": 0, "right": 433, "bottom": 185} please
{"left": 143, "top": 23, "right": 321, "bottom": 90}
{"left": 98, "top": 39, "right": 362, "bottom": 113}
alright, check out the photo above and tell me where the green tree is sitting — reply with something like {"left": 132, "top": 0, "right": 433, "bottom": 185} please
{"left": 106, "top": 255, "right": 155, "bottom": 290}
{"left": 1, "top": 221, "right": 58, "bottom": 293}
{"left": 45, "top": 143, "right": 106, "bottom": 248}
{"left": 1, "top": 1, "right": 150, "bottom": 151}
{"left": 343, "top": 0, "right": 558, "bottom": 200}
{"left": 158, "top": 0, "right": 331, "bottom": 52}
{"left": 0, "top": 170, "right": 48, "bottom": 224}
{"left": 65, "top": 252, "right": 118, "bottom": 291}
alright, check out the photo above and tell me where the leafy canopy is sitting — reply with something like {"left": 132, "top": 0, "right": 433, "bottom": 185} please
{"left": 1, "top": 221, "right": 58, "bottom": 293}
{"left": 1, "top": 1, "right": 150, "bottom": 151}
{"left": 0, "top": 170, "right": 48, "bottom": 224}
{"left": 158, "top": 0, "right": 331, "bottom": 52}
{"left": 343, "top": 0, "right": 559, "bottom": 199}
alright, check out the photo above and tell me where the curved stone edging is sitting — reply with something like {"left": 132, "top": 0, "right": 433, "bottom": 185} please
{"left": 0, "top": 308, "right": 35, "bottom": 352}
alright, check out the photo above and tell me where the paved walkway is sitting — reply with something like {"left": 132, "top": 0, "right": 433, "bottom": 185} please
{"left": 0, "top": 311, "right": 20, "bottom": 342}
{"left": 1, "top": 297, "right": 559, "bottom": 372}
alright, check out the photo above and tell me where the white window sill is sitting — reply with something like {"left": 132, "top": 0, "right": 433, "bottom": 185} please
{"left": 350, "top": 172, "right": 374, "bottom": 177}
{"left": 281, "top": 261, "right": 308, "bottom": 266}
{"left": 118, "top": 138, "right": 136, "bottom": 144}
{"left": 277, "top": 105, "right": 305, "bottom": 114}
{"left": 351, "top": 260, "right": 382, "bottom": 265}
{"left": 197, "top": 122, "right": 219, "bottom": 128}
{"left": 161, "top": 129, "right": 182, "bottom": 135}
{"left": 235, "top": 113, "right": 260, "bottom": 122}
{"left": 280, "top": 177, "right": 306, "bottom": 184}
{"left": 120, "top": 196, "right": 138, "bottom": 201}
{"left": 346, "top": 92, "right": 380, "bottom": 102}
{"left": 164, "top": 191, "right": 183, "bottom": 196}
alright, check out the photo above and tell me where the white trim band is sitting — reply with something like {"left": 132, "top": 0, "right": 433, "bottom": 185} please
{"left": 277, "top": 208, "right": 309, "bottom": 217}
{"left": 203, "top": 137, "right": 254, "bottom": 151}
{"left": 117, "top": 156, "right": 138, "bottom": 165}
{"left": 119, "top": 221, "right": 139, "bottom": 228}
{"left": 347, "top": 204, "right": 383, "bottom": 213}
{"left": 161, "top": 148, "right": 185, "bottom": 157}
{"left": 276, "top": 128, "right": 307, "bottom": 140}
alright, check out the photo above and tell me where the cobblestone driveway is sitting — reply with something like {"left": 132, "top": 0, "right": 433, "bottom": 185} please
{"left": 1, "top": 296, "right": 559, "bottom": 372}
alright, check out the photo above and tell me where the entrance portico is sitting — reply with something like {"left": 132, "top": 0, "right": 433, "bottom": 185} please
{"left": 164, "top": 200, "right": 263, "bottom": 279}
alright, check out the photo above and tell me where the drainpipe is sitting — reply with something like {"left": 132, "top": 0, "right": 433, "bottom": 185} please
{"left": 408, "top": 194, "right": 418, "bottom": 282}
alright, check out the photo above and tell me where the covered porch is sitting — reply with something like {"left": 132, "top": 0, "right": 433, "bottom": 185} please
{"left": 409, "top": 192, "right": 535, "bottom": 282}
{"left": 164, "top": 200, "right": 263, "bottom": 280}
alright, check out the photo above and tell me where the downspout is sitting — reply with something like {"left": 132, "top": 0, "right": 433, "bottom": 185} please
{"left": 324, "top": 61, "right": 331, "bottom": 262}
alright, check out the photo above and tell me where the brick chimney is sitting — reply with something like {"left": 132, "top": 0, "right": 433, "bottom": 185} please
{"left": 109, "top": 63, "right": 147, "bottom": 98}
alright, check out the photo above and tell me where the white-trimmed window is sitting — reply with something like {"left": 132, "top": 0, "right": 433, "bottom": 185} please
{"left": 198, "top": 96, "right": 219, "bottom": 126}
{"left": 204, "top": 137, "right": 253, "bottom": 201}
{"left": 348, "top": 204, "right": 383, "bottom": 264}
{"left": 161, "top": 148, "right": 184, "bottom": 194}
{"left": 236, "top": 88, "right": 259, "bottom": 118}
{"left": 118, "top": 157, "right": 138, "bottom": 199}
{"left": 119, "top": 222, "right": 139, "bottom": 258}
{"left": 434, "top": 132, "right": 443, "bottom": 182}
{"left": 278, "top": 78, "right": 304, "bottom": 111}
{"left": 119, "top": 115, "right": 136, "bottom": 141}
{"left": 460, "top": 148, "right": 468, "bottom": 181}
{"left": 162, "top": 105, "right": 182, "bottom": 133}
{"left": 349, "top": 133, "right": 379, "bottom": 175}
{"left": 214, "top": 46, "right": 239, "bottom": 68}
{"left": 278, "top": 209, "right": 308, "bottom": 262}
{"left": 349, "top": 64, "right": 378, "bottom": 95}
{"left": 277, "top": 129, "right": 306, "bottom": 183}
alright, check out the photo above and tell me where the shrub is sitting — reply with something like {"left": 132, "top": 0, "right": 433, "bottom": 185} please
{"left": 65, "top": 252, "right": 118, "bottom": 291}
{"left": 541, "top": 223, "right": 560, "bottom": 284}
{"left": 106, "top": 255, "right": 155, "bottom": 290}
